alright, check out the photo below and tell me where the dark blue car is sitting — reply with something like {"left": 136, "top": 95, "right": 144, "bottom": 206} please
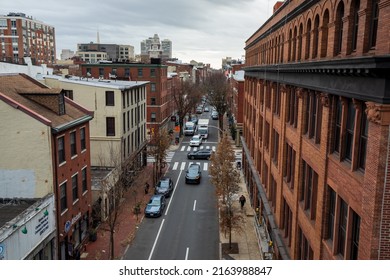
{"left": 144, "top": 195, "right": 166, "bottom": 217}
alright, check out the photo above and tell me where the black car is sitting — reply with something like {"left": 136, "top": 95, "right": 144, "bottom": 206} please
{"left": 144, "top": 194, "right": 166, "bottom": 217}
{"left": 155, "top": 177, "right": 174, "bottom": 197}
{"left": 185, "top": 163, "right": 202, "bottom": 184}
{"left": 187, "top": 149, "right": 213, "bottom": 160}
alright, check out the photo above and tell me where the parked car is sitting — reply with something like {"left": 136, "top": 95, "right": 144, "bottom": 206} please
{"left": 189, "top": 135, "right": 203, "bottom": 146}
{"left": 211, "top": 110, "right": 218, "bottom": 120}
{"left": 204, "top": 107, "right": 209, "bottom": 112}
{"left": 155, "top": 177, "right": 174, "bottom": 197}
{"left": 144, "top": 194, "right": 166, "bottom": 217}
{"left": 187, "top": 149, "right": 213, "bottom": 160}
{"left": 196, "top": 106, "right": 203, "bottom": 114}
{"left": 190, "top": 115, "right": 198, "bottom": 125}
{"left": 185, "top": 163, "right": 202, "bottom": 184}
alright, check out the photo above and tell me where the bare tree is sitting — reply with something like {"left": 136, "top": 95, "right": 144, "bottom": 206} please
{"left": 209, "top": 132, "right": 243, "bottom": 248}
{"left": 203, "top": 71, "right": 232, "bottom": 134}
{"left": 148, "top": 128, "right": 171, "bottom": 186}
{"left": 95, "top": 142, "right": 147, "bottom": 259}
{"left": 173, "top": 78, "right": 202, "bottom": 136}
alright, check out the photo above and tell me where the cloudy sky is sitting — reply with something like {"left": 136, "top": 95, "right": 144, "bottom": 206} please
{"left": 2, "top": 0, "right": 273, "bottom": 69}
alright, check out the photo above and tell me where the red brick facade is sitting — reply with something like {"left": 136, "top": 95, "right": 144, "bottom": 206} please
{"left": 244, "top": 0, "right": 390, "bottom": 259}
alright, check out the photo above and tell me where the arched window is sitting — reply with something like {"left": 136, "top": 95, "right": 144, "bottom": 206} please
{"left": 288, "top": 29, "right": 293, "bottom": 61}
{"left": 298, "top": 24, "right": 303, "bottom": 61}
{"left": 305, "top": 19, "right": 312, "bottom": 59}
{"left": 369, "top": 0, "right": 379, "bottom": 48}
{"left": 350, "top": 0, "right": 360, "bottom": 52}
{"left": 280, "top": 34, "right": 284, "bottom": 63}
{"left": 313, "top": 15, "right": 319, "bottom": 58}
{"left": 334, "top": 2, "right": 345, "bottom": 55}
{"left": 321, "top": 10, "right": 329, "bottom": 58}
{"left": 293, "top": 26, "right": 297, "bottom": 61}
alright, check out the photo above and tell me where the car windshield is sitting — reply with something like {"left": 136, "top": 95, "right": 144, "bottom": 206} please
{"left": 158, "top": 180, "right": 169, "bottom": 189}
{"left": 188, "top": 165, "right": 199, "bottom": 174}
{"left": 192, "top": 136, "right": 200, "bottom": 140}
{"left": 149, "top": 197, "right": 161, "bottom": 206}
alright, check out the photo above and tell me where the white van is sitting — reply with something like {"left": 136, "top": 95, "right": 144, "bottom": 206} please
{"left": 184, "top": 121, "right": 196, "bottom": 136}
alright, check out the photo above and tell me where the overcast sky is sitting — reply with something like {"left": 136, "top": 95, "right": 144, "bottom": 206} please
{"left": 2, "top": 0, "right": 273, "bottom": 69}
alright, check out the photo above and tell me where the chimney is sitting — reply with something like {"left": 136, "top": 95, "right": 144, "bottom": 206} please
{"left": 273, "top": 1, "right": 284, "bottom": 13}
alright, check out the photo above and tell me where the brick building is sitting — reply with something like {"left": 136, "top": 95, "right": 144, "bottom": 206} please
{"left": 0, "top": 73, "right": 94, "bottom": 259}
{"left": 243, "top": 0, "right": 390, "bottom": 259}
{"left": 80, "top": 62, "right": 174, "bottom": 137}
{"left": 0, "top": 13, "right": 56, "bottom": 65}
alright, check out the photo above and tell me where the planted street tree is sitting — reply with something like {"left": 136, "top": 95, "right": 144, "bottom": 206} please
{"left": 173, "top": 78, "right": 202, "bottom": 136}
{"left": 209, "top": 132, "right": 244, "bottom": 249}
{"left": 148, "top": 128, "right": 171, "bottom": 186}
{"left": 203, "top": 71, "right": 232, "bottom": 135}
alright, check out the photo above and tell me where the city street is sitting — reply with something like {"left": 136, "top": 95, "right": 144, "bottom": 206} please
{"left": 124, "top": 111, "right": 221, "bottom": 260}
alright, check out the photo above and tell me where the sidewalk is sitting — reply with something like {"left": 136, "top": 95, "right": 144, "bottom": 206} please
{"left": 81, "top": 132, "right": 262, "bottom": 260}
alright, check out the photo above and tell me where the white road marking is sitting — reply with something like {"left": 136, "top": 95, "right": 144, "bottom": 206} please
{"left": 185, "top": 247, "right": 190, "bottom": 260}
{"left": 180, "top": 162, "right": 186, "bottom": 170}
{"left": 203, "top": 162, "right": 208, "bottom": 171}
{"left": 148, "top": 219, "right": 165, "bottom": 260}
{"left": 181, "top": 146, "right": 185, "bottom": 152}
{"left": 187, "top": 146, "right": 191, "bottom": 151}
{"left": 193, "top": 200, "right": 197, "bottom": 211}
{"left": 165, "top": 169, "right": 182, "bottom": 216}
{"left": 172, "top": 162, "right": 179, "bottom": 170}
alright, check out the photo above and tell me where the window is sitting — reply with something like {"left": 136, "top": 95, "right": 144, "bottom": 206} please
{"left": 282, "top": 198, "right": 293, "bottom": 246}
{"left": 72, "top": 174, "right": 78, "bottom": 202}
{"left": 335, "top": 2, "right": 345, "bottom": 55}
{"left": 369, "top": 0, "right": 379, "bottom": 48}
{"left": 106, "top": 117, "right": 115, "bottom": 136}
{"left": 304, "top": 92, "right": 322, "bottom": 143}
{"left": 337, "top": 198, "right": 348, "bottom": 257}
{"left": 63, "top": 90, "right": 73, "bottom": 100}
{"left": 345, "top": 100, "right": 356, "bottom": 161}
{"left": 272, "top": 129, "right": 279, "bottom": 166}
{"left": 151, "top": 112, "right": 156, "bottom": 122}
{"left": 350, "top": 210, "right": 360, "bottom": 260}
{"left": 270, "top": 175, "right": 277, "bottom": 209}
{"left": 305, "top": 19, "right": 312, "bottom": 59}
{"left": 99, "top": 68, "right": 104, "bottom": 77}
{"left": 351, "top": 0, "right": 360, "bottom": 52}
{"left": 333, "top": 97, "right": 342, "bottom": 153}
{"left": 150, "top": 68, "right": 156, "bottom": 77}
{"left": 273, "top": 87, "right": 281, "bottom": 116}
{"left": 358, "top": 105, "right": 368, "bottom": 170}
{"left": 151, "top": 97, "right": 156, "bottom": 105}
{"left": 125, "top": 68, "right": 130, "bottom": 78}
{"left": 264, "top": 122, "right": 270, "bottom": 151}
{"left": 326, "top": 186, "right": 336, "bottom": 240}
{"left": 60, "top": 182, "right": 67, "bottom": 212}
{"left": 297, "top": 226, "right": 314, "bottom": 259}
{"left": 123, "top": 113, "right": 126, "bottom": 133}
{"left": 284, "top": 143, "right": 296, "bottom": 189}
{"left": 286, "top": 88, "right": 298, "bottom": 127}
{"left": 151, "top": 83, "right": 156, "bottom": 92}
{"left": 300, "top": 160, "right": 318, "bottom": 220}
{"left": 58, "top": 136, "right": 65, "bottom": 164}
{"left": 80, "top": 127, "right": 86, "bottom": 151}
{"left": 70, "top": 131, "right": 77, "bottom": 157}
{"left": 81, "top": 168, "right": 87, "bottom": 193}
{"left": 105, "top": 91, "right": 115, "bottom": 106}
{"left": 138, "top": 68, "right": 143, "bottom": 77}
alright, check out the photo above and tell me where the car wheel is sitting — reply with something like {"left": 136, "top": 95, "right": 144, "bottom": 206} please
{"left": 207, "top": 156, "right": 210, "bottom": 160}
{"left": 191, "top": 156, "right": 195, "bottom": 160}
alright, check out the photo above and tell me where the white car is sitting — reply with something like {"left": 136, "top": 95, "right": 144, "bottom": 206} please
{"left": 189, "top": 135, "right": 203, "bottom": 146}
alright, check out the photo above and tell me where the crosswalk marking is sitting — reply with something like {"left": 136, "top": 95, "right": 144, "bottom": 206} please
{"left": 172, "top": 162, "right": 179, "bottom": 170}
{"left": 187, "top": 146, "right": 191, "bottom": 151}
{"left": 171, "top": 161, "right": 211, "bottom": 171}
{"left": 181, "top": 146, "right": 185, "bottom": 152}
{"left": 203, "top": 162, "right": 208, "bottom": 171}
{"left": 180, "top": 162, "right": 186, "bottom": 170}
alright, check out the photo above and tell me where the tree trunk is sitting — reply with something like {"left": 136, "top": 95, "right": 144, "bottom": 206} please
{"left": 110, "top": 229, "right": 115, "bottom": 260}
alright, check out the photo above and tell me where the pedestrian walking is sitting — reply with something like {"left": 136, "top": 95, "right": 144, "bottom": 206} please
{"left": 144, "top": 182, "right": 150, "bottom": 195}
{"left": 239, "top": 195, "right": 246, "bottom": 210}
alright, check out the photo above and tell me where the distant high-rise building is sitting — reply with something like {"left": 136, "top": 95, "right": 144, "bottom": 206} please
{"left": 0, "top": 12, "right": 56, "bottom": 65}
{"left": 140, "top": 34, "right": 172, "bottom": 63}
{"left": 60, "top": 49, "right": 75, "bottom": 60}
{"left": 76, "top": 43, "right": 134, "bottom": 62}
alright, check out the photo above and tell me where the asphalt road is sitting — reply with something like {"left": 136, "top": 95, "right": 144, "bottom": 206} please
{"left": 123, "top": 110, "right": 220, "bottom": 260}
